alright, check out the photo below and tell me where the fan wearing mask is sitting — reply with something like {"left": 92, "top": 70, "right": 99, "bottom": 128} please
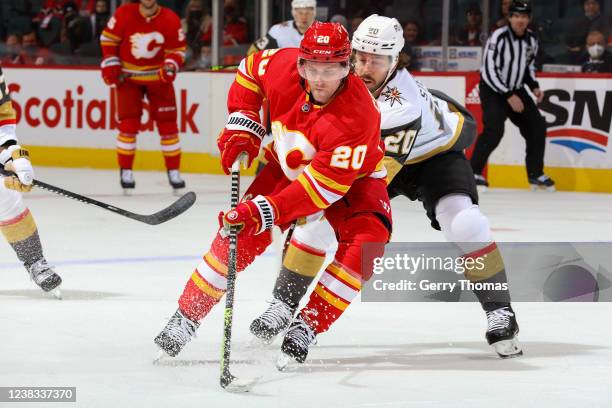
{"left": 581, "top": 30, "right": 612, "bottom": 73}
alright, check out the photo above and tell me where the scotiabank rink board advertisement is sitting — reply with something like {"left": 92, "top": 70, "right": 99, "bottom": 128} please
{"left": 3, "top": 67, "right": 235, "bottom": 172}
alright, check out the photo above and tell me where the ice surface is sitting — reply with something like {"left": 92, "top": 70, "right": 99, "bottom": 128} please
{"left": 1, "top": 168, "right": 611, "bottom": 407}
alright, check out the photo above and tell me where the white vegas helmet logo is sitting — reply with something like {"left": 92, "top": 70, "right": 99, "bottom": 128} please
{"left": 130, "top": 32, "right": 165, "bottom": 59}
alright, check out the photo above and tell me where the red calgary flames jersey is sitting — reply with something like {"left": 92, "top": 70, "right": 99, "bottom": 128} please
{"left": 100, "top": 4, "right": 185, "bottom": 83}
{"left": 230, "top": 48, "right": 386, "bottom": 225}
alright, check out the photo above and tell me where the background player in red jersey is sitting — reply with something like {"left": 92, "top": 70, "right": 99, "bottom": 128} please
{"left": 100, "top": 0, "right": 187, "bottom": 195}
{"left": 154, "top": 22, "right": 391, "bottom": 365}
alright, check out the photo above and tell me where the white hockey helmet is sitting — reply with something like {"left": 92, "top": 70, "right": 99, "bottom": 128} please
{"left": 352, "top": 14, "right": 404, "bottom": 59}
{"left": 352, "top": 15, "right": 405, "bottom": 90}
{"left": 291, "top": 0, "right": 316, "bottom": 9}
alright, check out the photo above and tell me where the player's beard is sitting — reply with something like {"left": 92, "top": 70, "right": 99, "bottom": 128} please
{"left": 361, "top": 74, "right": 384, "bottom": 94}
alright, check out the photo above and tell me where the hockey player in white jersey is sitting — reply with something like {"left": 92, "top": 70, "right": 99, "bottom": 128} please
{"left": 250, "top": 15, "right": 522, "bottom": 363}
{"left": 0, "top": 67, "right": 62, "bottom": 298}
{"left": 247, "top": 0, "right": 316, "bottom": 55}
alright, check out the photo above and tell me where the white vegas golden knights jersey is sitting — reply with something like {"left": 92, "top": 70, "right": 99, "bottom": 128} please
{"left": 379, "top": 68, "right": 470, "bottom": 176}
{"left": 249, "top": 20, "right": 303, "bottom": 54}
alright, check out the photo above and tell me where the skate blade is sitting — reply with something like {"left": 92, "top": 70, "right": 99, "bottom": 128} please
{"left": 50, "top": 287, "right": 62, "bottom": 300}
{"left": 476, "top": 185, "right": 488, "bottom": 193}
{"left": 172, "top": 188, "right": 185, "bottom": 197}
{"left": 123, "top": 188, "right": 134, "bottom": 196}
{"left": 276, "top": 353, "right": 295, "bottom": 372}
{"left": 153, "top": 349, "right": 166, "bottom": 364}
{"left": 492, "top": 338, "right": 523, "bottom": 358}
{"left": 530, "top": 185, "right": 556, "bottom": 192}
{"left": 223, "top": 376, "right": 261, "bottom": 393}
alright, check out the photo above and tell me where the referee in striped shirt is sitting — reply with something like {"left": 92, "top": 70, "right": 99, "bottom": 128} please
{"left": 470, "top": 1, "right": 555, "bottom": 190}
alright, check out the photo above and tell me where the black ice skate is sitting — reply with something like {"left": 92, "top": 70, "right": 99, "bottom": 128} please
{"left": 250, "top": 298, "right": 296, "bottom": 344}
{"left": 485, "top": 306, "right": 522, "bottom": 358}
{"left": 27, "top": 259, "right": 62, "bottom": 299}
{"left": 276, "top": 315, "right": 316, "bottom": 370}
{"left": 154, "top": 309, "right": 199, "bottom": 359}
{"left": 167, "top": 170, "right": 186, "bottom": 196}
{"left": 120, "top": 169, "right": 135, "bottom": 196}
{"left": 528, "top": 174, "right": 555, "bottom": 192}
{"left": 474, "top": 174, "right": 489, "bottom": 192}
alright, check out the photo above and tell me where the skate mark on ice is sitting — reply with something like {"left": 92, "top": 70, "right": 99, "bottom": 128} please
{"left": 0, "top": 289, "right": 122, "bottom": 300}
{"left": 153, "top": 358, "right": 259, "bottom": 367}
{"left": 284, "top": 341, "right": 608, "bottom": 373}
{"left": 0, "top": 252, "right": 282, "bottom": 270}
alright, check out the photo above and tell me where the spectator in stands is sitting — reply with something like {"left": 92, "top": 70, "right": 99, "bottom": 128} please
{"left": 3, "top": 30, "right": 54, "bottom": 65}
{"left": 89, "top": 0, "right": 111, "bottom": 41}
{"left": 403, "top": 20, "right": 427, "bottom": 46}
{"left": 34, "top": 1, "right": 63, "bottom": 48}
{"left": 398, "top": 20, "right": 426, "bottom": 70}
{"left": 567, "top": 0, "right": 610, "bottom": 59}
{"left": 580, "top": 30, "right": 612, "bottom": 72}
{"left": 350, "top": 16, "right": 364, "bottom": 36}
{"left": 76, "top": 0, "right": 96, "bottom": 16}
{"left": 456, "top": 3, "right": 483, "bottom": 46}
{"left": 490, "top": 0, "right": 511, "bottom": 32}
{"left": 22, "top": 30, "right": 39, "bottom": 49}
{"left": 182, "top": 0, "right": 209, "bottom": 43}
{"left": 223, "top": 3, "right": 248, "bottom": 45}
{"left": 60, "top": 1, "right": 89, "bottom": 52}
{"left": 221, "top": 1, "right": 248, "bottom": 65}
{"left": 181, "top": 0, "right": 211, "bottom": 68}
{"left": 1, "top": 34, "right": 24, "bottom": 65}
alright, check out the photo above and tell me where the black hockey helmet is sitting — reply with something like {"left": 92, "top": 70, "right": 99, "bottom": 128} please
{"left": 509, "top": 1, "right": 532, "bottom": 15}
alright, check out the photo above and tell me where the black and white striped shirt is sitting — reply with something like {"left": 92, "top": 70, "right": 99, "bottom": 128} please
{"left": 481, "top": 25, "right": 540, "bottom": 96}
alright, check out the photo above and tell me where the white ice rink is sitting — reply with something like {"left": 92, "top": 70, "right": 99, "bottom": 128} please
{"left": 1, "top": 167, "right": 612, "bottom": 407}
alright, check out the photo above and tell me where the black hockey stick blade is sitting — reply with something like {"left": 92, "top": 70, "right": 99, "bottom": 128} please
{"left": 0, "top": 169, "right": 196, "bottom": 225}
{"left": 122, "top": 190, "right": 197, "bottom": 225}
{"left": 221, "top": 370, "right": 260, "bottom": 393}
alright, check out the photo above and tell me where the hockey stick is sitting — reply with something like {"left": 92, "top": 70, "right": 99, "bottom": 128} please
{"left": 119, "top": 70, "right": 158, "bottom": 80}
{"left": 220, "top": 157, "right": 259, "bottom": 393}
{"left": 282, "top": 223, "right": 296, "bottom": 258}
{"left": 0, "top": 169, "right": 196, "bottom": 225}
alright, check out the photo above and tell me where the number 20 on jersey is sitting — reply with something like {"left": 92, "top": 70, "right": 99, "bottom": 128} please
{"left": 331, "top": 145, "right": 367, "bottom": 169}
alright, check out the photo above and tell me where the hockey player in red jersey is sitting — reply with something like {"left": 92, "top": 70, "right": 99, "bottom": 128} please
{"left": 100, "top": 0, "right": 187, "bottom": 195}
{"left": 154, "top": 22, "right": 391, "bottom": 364}
{"left": 250, "top": 15, "right": 522, "bottom": 360}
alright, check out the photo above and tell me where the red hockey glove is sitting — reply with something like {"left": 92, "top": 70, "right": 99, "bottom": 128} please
{"left": 101, "top": 57, "right": 121, "bottom": 85}
{"left": 219, "top": 195, "right": 276, "bottom": 236}
{"left": 217, "top": 111, "right": 266, "bottom": 175}
{"left": 159, "top": 61, "right": 178, "bottom": 83}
